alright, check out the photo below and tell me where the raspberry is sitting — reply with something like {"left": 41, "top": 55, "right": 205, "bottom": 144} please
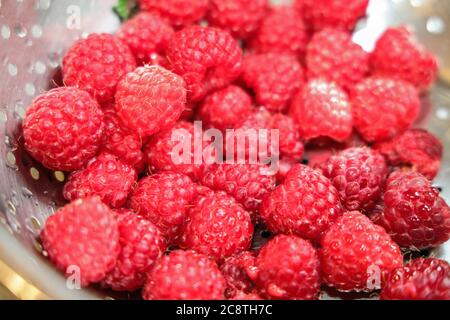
{"left": 351, "top": 77, "right": 420, "bottom": 143}
{"left": 63, "top": 153, "right": 137, "bottom": 208}
{"left": 220, "top": 251, "right": 257, "bottom": 298}
{"left": 291, "top": 79, "right": 352, "bottom": 142}
{"left": 230, "top": 292, "right": 262, "bottom": 300}
{"left": 138, "top": 0, "right": 209, "bottom": 27}
{"left": 270, "top": 113, "right": 304, "bottom": 161}
{"left": 371, "top": 26, "right": 438, "bottom": 93}
{"left": 306, "top": 29, "right": 369, "bottom": 91}
{"left": 144, "top": 121, "right": 213, "bottom": 181}
{"left": 62, "top": 33, "right": 136, "bottom": 104}
{"left": 302, "top": 0, "right": 369, "bottom": 31}
{"left": 198, "top": 85, "right": 254, "bottom": 132}
{"left": 166, "top": 26, "right": 243, "bottom": 101}
{"left": 115, "top": 65, "right": 187, "bottom": 137}
{"left": 321, "top": 147, "right": 388, "bottom": 212}
{"left": 375, "top": 129, "right": 443, "bottom": 180}
{"left": 209, "top": 0, "right": 268, "bottom": 39}
{"left": 200, "top": 163, "right": 276, "bottom": 213}
{"left": 381, "top": 258, "right": 450, "bottom": 300}
{"left": 102, "top": 210, "right": 166, "bottom": 291}
{"left": 41, "top": 197, "right": 119, "bottom": 286}
{"left": 116, "top": 12, "right": 174, "bottom": 65}
{"left": 250, "top": 6, "right": 308, "bottom": 58}
{"left": 23, "top": 87, "right": 104, "bottom": 171}
{"left": 320, "top": 211, "right": 403, "bottom": 292}
{"left": 242, "top": 53, "right": 304, "bottom": 112}
{"left": 128, "top": 172, "right": 197, "bottom": 241}
{"left": 260, "top": 164, "right": 343, "bottom": 242}
{"left": 372, "top": 172, "right": 450, "bottom": 250}
{"left": 179, "top": 190, "right": 254, "bottom": 262}
{"left": 143, "top": 250, "right": 225, "bottom": 300}
{"left": 100, "top": 104, "right": 144, "bottom": 172}
{"left": 251, "top": 235, "right": 320, "bottom": 300}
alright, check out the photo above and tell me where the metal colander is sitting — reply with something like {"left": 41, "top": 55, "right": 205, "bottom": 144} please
{"left": 0, "top": 0, "right": 449, "bottom": 299}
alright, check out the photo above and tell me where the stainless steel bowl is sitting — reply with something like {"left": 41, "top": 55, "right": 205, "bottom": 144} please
{"left": 0, "top": 0, "right": 449, "bottom": 299}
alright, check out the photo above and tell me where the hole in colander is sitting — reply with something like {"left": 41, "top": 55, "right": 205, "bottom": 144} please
{"left": 36, "top": 0, "right": 51, "bottom": 10}
{"left": 25, "top": 83, "right": 36, "bottom": 96}
{"left": 35, "top": 60, "right": 46, "bottom": 74}
{"left": 1, "top": 25, "right": 11, "bottom": 39}
{"left": 7, "top": 63, "right": 18, "bottom": 76}
{"left": 14, "top": 23, "right": 27, "bottom": 38}
{"left": 31, "top": 24, "right": 43, "bottom": 38}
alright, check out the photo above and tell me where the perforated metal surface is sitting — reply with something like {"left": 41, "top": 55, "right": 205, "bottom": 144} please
{"left": 0, "top": 0, "right": 449, "bottom": 299}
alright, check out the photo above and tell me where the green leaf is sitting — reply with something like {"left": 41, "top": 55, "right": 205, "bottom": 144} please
{"left": 114, "top": 0, "right": 136, "bottom": 20}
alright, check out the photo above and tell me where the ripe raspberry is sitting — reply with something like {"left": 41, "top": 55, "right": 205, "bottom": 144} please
{"left": 115, "top": 65, "right": 186, "bottom": 137}
{"left": 220, "top": 251, "right": 257, "bottom": 298}
{"left": 62, "top": 33, "right": 136, "bottom": 104}
{"left": 128, "top": 172, "right": 197, "bottom": 241}
{"left": 41, "top": 197, "right": 119, "bottom": 286}
{"left": 143, "top": 250, "right": 225, "bottom": 300}
{"left": 138, "top": 0, "right": 209, "bottom": 27}
{"left": 116, "top": 12, "right": 174, "bottom": 65}
{"left": 200, "top": 163, "right": 276, "bottom": 213}
{"left": 372, "top": 172, "right": 450, "bottom": 250}
{"left": 381, "top": 258, "right": 450, "bottom": 300}
{"left": 351, "top": 77, "right": 420, "bottom": 143}
{"left": 250, "top": 6, "right": 308, "bottom": 58}
{"left": 260, "top": 164, "right": 343, "bottom": 242}
{"left": 209, "top": 0, "right": 268, "bottom": 39}
{"left": 102, "top": 210, "right": 166, "bottom": 292}
{"left": 306, "top": 29, "right": 369, "bottom": 91}
{"left": 242, "top": 53, "right": 304, "bottom": 112}
{"left": 302, "top": 0, "right": 369, "bottom": 31}
{"left": 23, "top": 87, "right": 104, "bottom": 171}
{"left": 320, "top": 211, "right": 403, "bottom": 292}
{"left": 270, "top": 113, "right": 304, "bottom": 161}
{"left": 375, "top": 129, "right": 443, "bottom": 180}
{"left": 144, "top": 121, "right": 213, "bottom": 181}
{"left": 251, "top": 235, "right": 320, "bottom": 300}
{"left": 199, "top": 85, "right": 254, "bottom": 132}
{"left": 100, "top": 104, "right": 144, "bottom": 172}
{"left": 166, "top": 26, "right": 243, "bottom": 101}
{"left": 321, "top": 147, "right": 388, "bottom": 212}
{"left": 63, "top": 153, "right": 137, "bottom": 208}
{"left": 179, "top": 191, "right": 254, "bottom": 262}
{"left": 371, "top": 26, "right": 438, "bottom": 93}
{"left": 291, "top": 79, "right": 352, "bottom": 142}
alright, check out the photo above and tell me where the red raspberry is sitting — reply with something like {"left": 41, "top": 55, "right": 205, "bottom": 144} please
{"left": 220, "top": 251, "right": 257, "bottom": 298}
{"left": 321, "top": 147, "right": 388, "bottom": 212}
{"left": 372, "top": 172, "right": 450, "bottom": 250}
{"left": 242, "top": 53, "right": 304, "bottom": 112}
{"left": 250, "top": 6, "right": 308, "bottom": 58}
{"left": 351, "top": 77, "right": 420, "bottom": 143}
{"left": 179, "top": 191, "right": 254, "bottom": 262}
{"left": 102, "top": 210, "right": 166, "bottom": 292}
{"left": 381, "top": 258, "right": 450, "bottom": 300}
{"left": 143, "top": 250, "right": 225, "bottom": 300}
{"left": 251, "top": 235, "right": 320, "bottom": 300}
{"left": 260, "top": 164, "right": 343, "bottom": 242}
{"left": 209, "top": 0, "right": 268, "bottom": 39}
{"left": 198, "top": 85, "right": 254, "bottom": 132}
{"left": 375, "top": 129, "right": 443, "bottom": 180}
{"left": 23, "top": 87, "right": 104, "bottom": 171}
{"left": 100, "top": 104, "right": 144, "bottom": 172}
{"left": 166, "top": 26, "right": 243, "bottom": 101}
{"left": 62, "top": 33, "right": 136, "bottom": 104}
{"left": 230, "top": 292, "right": 262, "bottom": 300}
{"left": 41, "top": 197, "right": 119, "bottom": 286}
{"left": 63, "top": 153, "right": 137, "bottom": 208}
{"left": 128, "top": 172, "right": 197, "bottom": 241}
{"left": 306, "top": 29, "right": 369, "bottom": 91}
{"left": 302, "top": 0, "right": 369, "bottom": 31}
{"left": 270, "top": 113, "right": 304, "bottom": 161}
{"left": 116, "top": 12, "right": 174, "bottom": 65}
{"left": 371, "top": 26, "right": 438, "bottom": 93}
{"left": 138, "top": 0, "right": 209, "bottom": 27}
{"left": 200, "top": 163, "right": 276, "bottom": 213}
{"left": 291, "top": 79, "right": 352, "bottom": 142}
{"left": 321, "top": 211, "right": 403, "bottom": 292}
{"left": 115, "top": 65, "right": 186, "bottom": 137}
{"left": 144, "top": 121, "right": 213, "bottom": 181}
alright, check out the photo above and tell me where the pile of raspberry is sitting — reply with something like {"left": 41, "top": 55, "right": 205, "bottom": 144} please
{"left": 22, "top": 0, "right": 449, "bottom": 300}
